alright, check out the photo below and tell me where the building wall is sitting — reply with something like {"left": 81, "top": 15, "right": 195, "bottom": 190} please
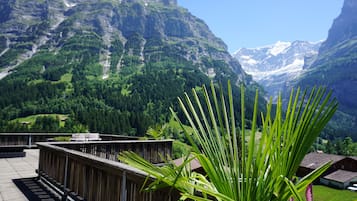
{"left": 336, "top": 158, "right": 357, "bottom": 172}
{"left": 296, "top": 167, "right": 313, "bottom": 178}
{"left": 320, "top": 178, "right": 347, "bottom": 189}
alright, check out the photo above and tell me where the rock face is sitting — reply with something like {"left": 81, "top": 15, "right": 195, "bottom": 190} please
{"left": 142, "top": 0, "right": 177, "bottom": 6}
{"left": 234, "top": 40, "right": 321, "bottom": 99}
{"left": 318, "top": 0, "right": 357, "bottom": 54}
{"left": 0, "top": 0, "right": 247, "bottom": 81}
{"left": 297, "top": 0, "right": 357, "bottom": 139}
{"left": 0, "top": 0, "right": 254, "bottom": 134}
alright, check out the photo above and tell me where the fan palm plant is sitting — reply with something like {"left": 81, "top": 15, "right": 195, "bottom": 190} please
{"left": 119, "top": 81, "right": 338, "bottom": 201}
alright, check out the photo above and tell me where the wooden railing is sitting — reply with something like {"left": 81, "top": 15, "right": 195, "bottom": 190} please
{"left": 37, "top": 141, "right": 178, "bottom": 201}
{"left": 0, "top": 133, "right": 138, "bottom": 148}
{"left": 56, "top": 140, "right": 172, "bottom": 164}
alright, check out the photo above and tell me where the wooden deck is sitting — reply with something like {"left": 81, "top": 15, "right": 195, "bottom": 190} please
{"left": 0, "top": 133, "right": 179, "bottom": 201}
{"left": 37, "top": 140, "right": 178, "bottom": 201}
{"left": 0, "top": 149, "right": 39, "bottom": 201}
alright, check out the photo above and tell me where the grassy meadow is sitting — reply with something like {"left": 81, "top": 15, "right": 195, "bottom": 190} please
{"left": 300, "top": 185, "right": 357, "bottom": 201}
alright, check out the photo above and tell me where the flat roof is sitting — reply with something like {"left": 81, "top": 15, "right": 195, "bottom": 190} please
{"left": 323, "top": 170, "right": 357, "bottom": 183}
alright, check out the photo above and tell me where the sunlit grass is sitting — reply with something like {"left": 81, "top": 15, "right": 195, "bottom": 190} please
{"left": 12, "top": 114, "right": 68, "bottom": 127}
{"left": 168, "top": 117, "right": 194, "bottom": 134}
{"left": 59, "top": 73, "right": 72, "bottom": 82}
{"left": 299, "top": 185, "right": 357, "bottom": 201}
{"left": 27, "top": 79, "right": 44, "bottom": 85}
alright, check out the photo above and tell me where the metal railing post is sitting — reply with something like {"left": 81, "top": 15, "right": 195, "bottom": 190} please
{"left": 62, "top": 154, "right": 69, "bottom": 201}
{"left": 120, "top": 171, "right": 127, "bottom": 201}
{"left": 28, "top": 134, "right": 32, "bottom": 148}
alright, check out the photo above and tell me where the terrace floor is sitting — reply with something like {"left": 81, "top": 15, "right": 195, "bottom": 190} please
{"left": 0, "top": 149, "right": 59, "bottom": 201}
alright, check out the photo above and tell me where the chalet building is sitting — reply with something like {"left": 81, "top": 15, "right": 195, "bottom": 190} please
{"left": 297, "top": 152, "right": 357, "bottom": 189}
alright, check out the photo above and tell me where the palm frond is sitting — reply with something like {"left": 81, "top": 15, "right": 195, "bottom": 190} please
{"left": 119, "top": 81, "right": 338, "bottom": 201}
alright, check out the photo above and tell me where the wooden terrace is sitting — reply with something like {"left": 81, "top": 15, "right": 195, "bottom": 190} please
{"left": 0, "top": 133, "right": 179, "bottom": 201}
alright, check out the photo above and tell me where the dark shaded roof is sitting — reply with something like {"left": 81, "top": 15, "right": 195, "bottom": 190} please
{"left": 323, "top": 170, "right": 357, "bottom": 183}
{"left": 349, "top": 156, "right": 357, "bottom": 161}
{"left": 300, "top": 152, "right": 345, "bottom": 169}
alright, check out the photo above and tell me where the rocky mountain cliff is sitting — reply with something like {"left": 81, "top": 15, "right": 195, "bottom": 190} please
{"left": 234, "top": 40, "right": 321, "bottom": 99}
{"left": 317, "top": 0, "right": 357, "bottom": 55}
{"left": 0, "top": 0, "right": 247, "bottom": 79}
{"left": 296, "top": 0, "right": 357, "bottom": 140}
{"left": 0, "top": 0, "right": 255, "bottom": 135}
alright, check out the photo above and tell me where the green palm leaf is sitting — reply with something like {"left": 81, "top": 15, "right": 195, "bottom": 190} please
{"left": 119, "top": 81, "right": 338, "bottom": 201}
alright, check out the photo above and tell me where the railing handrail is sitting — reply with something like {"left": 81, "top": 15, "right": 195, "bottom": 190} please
{"left": 37, "top": 142, "right": 149, "bottom": 177}
{"left": 0, "top": 133, "right": 74, "bottom": 136}
{"left": 0, "top": 133, "right": 143, "bottom": 148}
{"left": 49, "top": 139, "right": 173, "bottom": 146}
{"left": 0, "top": 133, "right": 139, "bottom": 138}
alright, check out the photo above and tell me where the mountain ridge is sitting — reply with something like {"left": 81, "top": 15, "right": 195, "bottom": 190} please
{"left": 0, "top": 0, "right": 259, "bottom": 135}
{"left": 0, "top": 0, "right": 248, "bottom": 81}
{"left": 233, "top": 40, "right": 321, "bottom": 99}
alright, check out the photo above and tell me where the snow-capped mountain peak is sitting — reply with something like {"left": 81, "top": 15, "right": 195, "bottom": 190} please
{"left": 233, "top": 40, "right": 322, "bottom": 99}
{"left": 267, "top": 41, "right": 291, "bottom": 56}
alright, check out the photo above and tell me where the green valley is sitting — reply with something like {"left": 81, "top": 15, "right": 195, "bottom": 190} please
{"left": 0, "top": 0, "right": 261, "bottom": 136}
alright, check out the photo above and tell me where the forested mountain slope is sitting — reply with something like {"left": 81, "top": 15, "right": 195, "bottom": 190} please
{"left": 0, "top": 0, "right": 260, "bottom": 135}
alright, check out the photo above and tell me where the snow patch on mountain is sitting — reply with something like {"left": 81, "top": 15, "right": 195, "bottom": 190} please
{"left": 246, "top": 58, "right": 304, "bottom": 81}
{"left": 268, "top": 41, "right": 291, "bottom": 56}
{"left": 63, "top": 0, "right": 77, "bottom": 8}
{"left": 239, "top": 55, "right": 258, "bottom": 65}
{"left": 234, "top": 40, "right": 322, "bottom": 99}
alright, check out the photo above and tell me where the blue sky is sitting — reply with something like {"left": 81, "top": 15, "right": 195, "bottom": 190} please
{"left": 178, "top": 0, "right": 344, "bottom": 53}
